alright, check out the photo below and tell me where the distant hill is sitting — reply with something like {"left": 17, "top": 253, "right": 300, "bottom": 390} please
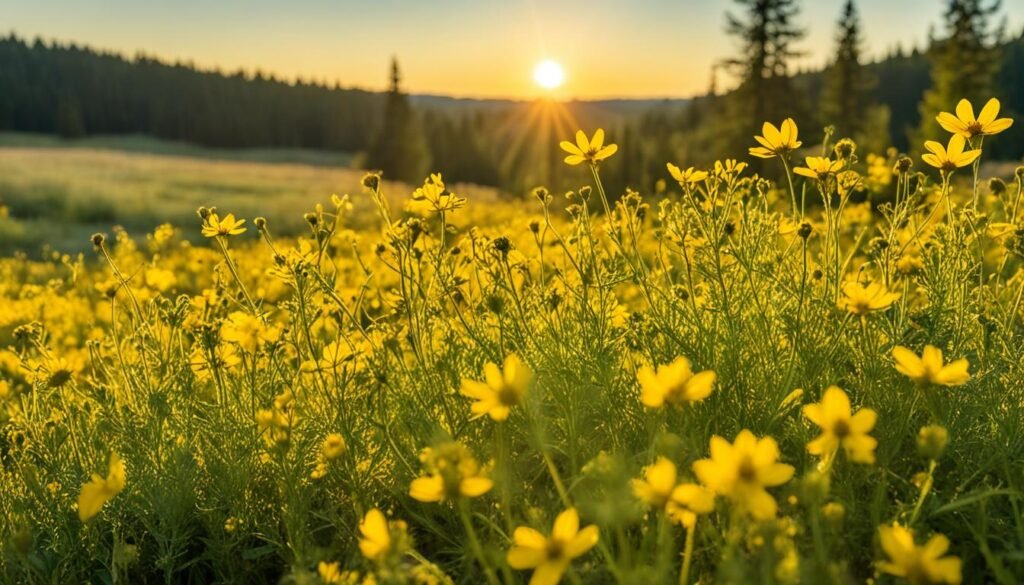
{"left": 2, "top": 30, "right": 1022, "bottom": 198}
{"left": 0, "top": 34, "right": 685, "bottom": 156}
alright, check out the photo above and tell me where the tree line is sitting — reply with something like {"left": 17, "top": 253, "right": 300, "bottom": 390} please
{"left": 2, "top": 0, "right": 1023, "bottom": 198}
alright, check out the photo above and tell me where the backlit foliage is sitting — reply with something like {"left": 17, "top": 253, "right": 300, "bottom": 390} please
{"left": 1, "top": 102, "right": 1024, "bottom": 584}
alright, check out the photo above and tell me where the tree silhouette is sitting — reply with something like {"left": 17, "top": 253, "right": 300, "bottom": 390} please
{"left": 366, "top": 58, "right": 429, "bottom": 183}
{"left": 719, "top": 0, "right": 807, "bottom": 163}
{"left": 821, "top": 0, "right": 875, "bottom": 138}
{"left": 914, "top": 0, "right": 1003, "bottom": 147}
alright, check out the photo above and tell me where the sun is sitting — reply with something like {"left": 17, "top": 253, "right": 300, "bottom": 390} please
{"left": 533, "top": 59, "right": 565, "bottom": 90}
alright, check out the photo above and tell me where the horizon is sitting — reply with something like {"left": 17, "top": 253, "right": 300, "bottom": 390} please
{"left": 4, "top": 0, "right": 1023, "bottom": 101}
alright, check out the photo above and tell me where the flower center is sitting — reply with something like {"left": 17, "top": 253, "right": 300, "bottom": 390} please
{"left": 545, "top": 539, "right": 565, "bottom": 561}
{"left": 966, "top": 121, "right": 982, "bottom": 136}
{"left": 738, "top": 458, "right": 757, "bottom": 482}
{"left": 496, "top": 384, "right": 520, "bottom": 407}
{"left": 833, "top": 419, "right": 851, "bottom": 439}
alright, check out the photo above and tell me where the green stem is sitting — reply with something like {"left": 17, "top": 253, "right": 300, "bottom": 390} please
{"left": 679, "top": 520, "right": 696, "bottom": 585}
{"left": 909, "top": 460, "right": 938, "bottom": 525}
{"left": 458, "top": 501, "right": 501, "bottom": 585}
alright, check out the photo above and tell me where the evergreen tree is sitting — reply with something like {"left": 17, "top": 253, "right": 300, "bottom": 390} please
{"left": 718, "top": 0, "right": 807, "bottom": 161}
{"left": 366, "top": 58, "right": 429, "bottom": 183}
{"left": 914, "top": 0, "right": 1002, "bottom": 146}
{"left": 821, "top": 0, "right": 875, "bottom": 139}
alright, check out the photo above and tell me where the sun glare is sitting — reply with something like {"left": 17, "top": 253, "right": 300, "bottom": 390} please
{"left": 533, "top": 59, "right": 565, "bottom": 90}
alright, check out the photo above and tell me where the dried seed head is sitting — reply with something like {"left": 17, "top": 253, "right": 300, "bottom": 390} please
{"left": 362, "top": 172, "right": 381, "bottom": 191}
{"left": 833, "top": 138, "right": 856, "bottom": 159}
{"left": 894, "top": 156, "right": 913, "bottom": 174}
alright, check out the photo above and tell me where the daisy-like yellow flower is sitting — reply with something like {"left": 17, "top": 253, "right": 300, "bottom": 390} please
{"left": 560, "top": 129, "right": 618, "bottom": 166}
{"left": 892, "top": 345, "right": 970, "bottom": 387}
{"left": 408, "top": 441, "right": 493, "bottom": 503}
{"left": 936, "top": 97, "right": 1013, "bottom": 139}
{"left": 201, "top": 213, "right": 246, "bottom": 238}
{"left": 78, "top": 453, "right": 126, "bottom": 521}
{"left": 667, "top": 163, "right": 708, "bottom": 185}
{"left": 749, "top": 118, "right": 802, "bottom": 159}
{"left": 802, "top": 386, "right": 877, "bottom": 464}
{"left": 221, "top": 311, "right": 280, "bottom": 354}
{"left": 838, "top": 281, "right": 901, "bottom": 316}
{"left": 637, "top": 356, "right": 715, "bottom": 409}
{"left": 632, "top": 457, "right": 715, "bottom": 527}
{"left": 714, "top": 158, "right": 748, "bottom": 178}
{"left": 358, "top": 508, "right": 406, "bottom": 562}
{"left": 316, "top": 562, "right": 356, "bottom": 585}
{"left": 877, "top": 524, "right": 962, "bottom": 585}
{"left": 459, "top": 353, "right": 532, "bottom": 421}
{"left": 921, "top": 135, "right": 981, "bottom": 174}
{"left": 793, "top": 156, "right": 843, "bottom": 180}
{"left": 321, "top": 433, "right": 347, "bottom": 461}
{"left": 412, "top": 173, "right": 466, "bottom": 213}
{"left": 506, "top": 508, "right": 599, "bottom": 585}
{"left": 692, "top": 430, "right": 794, "bottom": 520}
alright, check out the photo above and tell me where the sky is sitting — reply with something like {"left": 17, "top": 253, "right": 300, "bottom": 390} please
{"left": 3, "top": 0, "right": 1023, "bottom": 100}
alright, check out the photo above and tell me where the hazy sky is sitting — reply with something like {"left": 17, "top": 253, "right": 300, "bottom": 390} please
{"left": 3, "top": 0, "right": 1022, "bottom": 100}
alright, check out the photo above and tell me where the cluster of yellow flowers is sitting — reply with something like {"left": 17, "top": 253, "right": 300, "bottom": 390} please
{"left": 2, "top": 96, "right": 1021, "bottom": 584}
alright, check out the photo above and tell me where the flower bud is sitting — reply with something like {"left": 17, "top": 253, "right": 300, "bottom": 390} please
{"left": 917, "top": 425, "right": 949, "bottom": 460}
{"left": 361, "top": 172, "right": 381, "bottom": 191}
{"left": 797, "top": 222, "right": 812, "bottom": 240}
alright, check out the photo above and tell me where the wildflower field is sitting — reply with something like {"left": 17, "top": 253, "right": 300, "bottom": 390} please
{"left": 2, "top": 98, "right": 1024, "bottom": 585}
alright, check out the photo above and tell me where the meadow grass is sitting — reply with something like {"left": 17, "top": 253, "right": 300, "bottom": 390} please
{"left": 1, "top": 106, "right": 1023, "bottom": 585}
{"left": 0, "top": 137, "right": 501, "bottom": 254}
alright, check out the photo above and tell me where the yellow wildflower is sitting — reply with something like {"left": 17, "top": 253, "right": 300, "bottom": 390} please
{"left": 78, "top": 453, "right": 126, "bottom": 521}
{"left": 412, "top": 173, "right": 466, "bottom": 213}
{"left": 714, "top": 158, "right": 748, "bottom": 178}
{"left": 892, "top": 345, "right": 970, "bottom": 386}
{"left": 877, "top": 524, "right": 962, "bottom": 585}
{"left": 359, "top": 508, "right": 403, "bottom": 562}
{"left": 793, "top": 156, "right": 843, "bottom": 180}
{"left": 749, "top": 119, "right": 802, "bottom": 159}
{"left": 921, "top": 135, "right": 981, "bottom": 173}
{"left": 459, "top": 353, "right": 532, "bottom": 421}
{"left": 317, "top": 562, "right": 346, "bottom": 584}
{"left": 221, "top": 311, "right": 280, "bottom": 353}
{"left": 692, "top": 430, "right": 794, "bottom": 520}
{"left": 631, "top": 457, "right": 715, "bottom": 527}
{"left": 201, "top": 213, "right": 246, "bottom": 238}
{"left": 408, "top": 442, "right": 493, "bottom": 503}
{"left": 506, "top": 508, "right": 599, "bottom": 585}
{"left": 839, "top": 281, "right": 900, "bottom": 316}
{"left": 936, "top": 97, "right": 1013, "bottom": 139}
{"left": 637, "top": 356, "right": 716, "bottom": 409}
{"left": 560, "top": 129, "right": 618, "bottom": 166}
{"left": 667, "top": 163, "right": 708, "bottom": 184}
{"left": 802, "top": 386, "right": 877, "bottom": 464}
{"left": 322, "top": 433, "right": 347, "bottom": 461}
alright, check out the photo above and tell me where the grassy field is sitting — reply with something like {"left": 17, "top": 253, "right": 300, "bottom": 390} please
{"left": 0, "top": 134, "right": 501, "bottom": 254}
{"left": 1, "top": 111, "right": 1024, "bottom": 585}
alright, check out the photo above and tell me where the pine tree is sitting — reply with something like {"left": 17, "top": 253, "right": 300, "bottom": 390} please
{"left": 821, "top": 0, "right": 875, "bottom": 139}
{"left": 366, "top": 57, "right": 429, "bottom": 183}
{"left": 719, "top": 0, "right": 806, "bottom": 160}
{"left": 914, "top": 0, "right": 1002, "bottom": 146}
